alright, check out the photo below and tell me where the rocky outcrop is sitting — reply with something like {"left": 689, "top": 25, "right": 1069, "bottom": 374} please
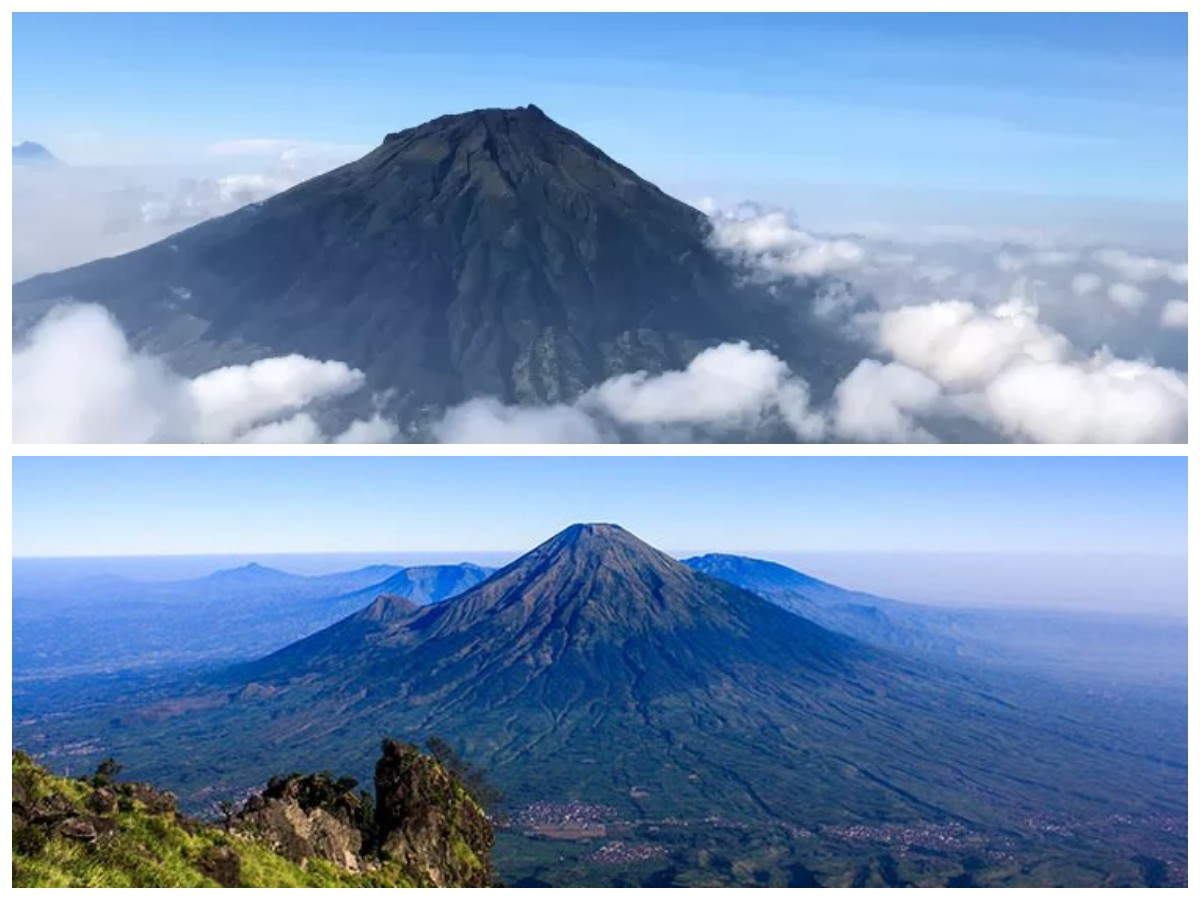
{"left": 13, "top": 744, "right": 495, "bottom": 888}
{"left": 11, "top": 755, "right": 166, "bottom": 852}
{"left": 232, "top": 773, "right": 367, "bottom": 871}
{"left": 375, "top": 739, "right": 494, "bottom": 887}
{"left": 227, "top": 739, "right": 493, "bottom": 886}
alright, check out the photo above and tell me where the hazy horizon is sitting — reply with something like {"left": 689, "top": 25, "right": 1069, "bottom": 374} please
{"left": 12, "top": 546, "right": 1187, "bottom": 620}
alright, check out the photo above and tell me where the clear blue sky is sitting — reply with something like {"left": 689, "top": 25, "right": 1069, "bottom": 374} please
{"left": 12, "top": 456, "right": 1185, "bottom": 559}
{"left": 12, "top": 12, "right": 1186, "bottom": 205}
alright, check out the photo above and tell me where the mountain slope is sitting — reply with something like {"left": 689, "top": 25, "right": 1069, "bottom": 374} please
{"left": 12, "top": 106, "right": 858, "bottom": 431}
{"left": 684, "top": 554, "right": 1188, "bottom": 686}
{"left": 683, "top": 553, "right": 961, "bottom": 655}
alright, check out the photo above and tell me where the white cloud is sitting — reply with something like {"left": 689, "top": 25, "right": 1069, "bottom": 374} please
{"left": 13, "top": 303, "right": 397, "bottom": 444}
{"left": 774, "top": 380, "right": 829, "bottom": 441}
{"left": 869, "top": 297, "right": 1186, "bottom": 442}
{"left": 1160, "top": 299, "right": 1188, "bottom": 330}
{"left": 14, "top": 304, "right": 191, "bottom": 443}
{"left": 238, "top": 413, "right": 325, "bottom": 444}
{"left": 1093, "top": 248, "right": 1188, "bottom": 285}
{"left": 707, "top": 209, "right": 865, "bottom": 279}
{"left": 986, "top": 355, "right": 1187, "bottom": 443}
{"left": 877, "top": 298, "right": 1067, "bottom": 389}
{"left": 585, "top": 341, "right": 790, "bottom": 428}
{"left": 12, "top": 138, "right": 360, "bottom": 280}
{"left": 994, "top": 252, "right": 1026, "bottom": 274}
{"left": 831, "top": 360, "right": 941, "bottom": 443}
{"left": 696, "top": 203, "right": 1186, "bottom": 442}
{"left": 1070, "top": 272, "right": 1103, "bottom": 296}
{"left": 1032, "top": 249, "right": 1080, "bottom": 267}
{"left": 432, "top": 397, "right": 609, "bottom": 443}
{"left": 433, "top": 341, "right": 830, "bottom": 443}
{"left": 1107, "top": 282, "right": 1148, "bottom": 313}
{"left": 188, "top": 355, "right": 365, "bottom": 443}
{"left": 334, "top": 414, "right": 401, "bottom": 444}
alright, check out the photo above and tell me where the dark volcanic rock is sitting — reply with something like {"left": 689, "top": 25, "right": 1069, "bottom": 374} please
{"left": 30, "top": 792, "right": 78, "bottom": 825}
{"left": 12, "top": 775, "right": 31, "bottom": 816}
{"left": 230, "top": 743, "right": 493, "bottom": 885}
{"left": 233, "top": 773, "right": 367, "bottom": 871}
{"left": 122, "top": 782, "right": 177, "bottom": 815}
{"left": 375, "top": 739, "right": 493, "bottom": 888}
{"left": 12, "top": 106, "right": 858, "bottom": 434}
{"left": 86, "top": 787, "right": 119, "bottom": 815}
{"left": 56, "top": 817, "right": 98, "bottom": 843}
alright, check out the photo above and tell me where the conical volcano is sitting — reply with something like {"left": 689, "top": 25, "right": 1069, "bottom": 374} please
{"left": 246, "top": 522, "right": 859, "bottom": 694}
{"left": 13, "top": 106, "right": 856, "bottom": 431}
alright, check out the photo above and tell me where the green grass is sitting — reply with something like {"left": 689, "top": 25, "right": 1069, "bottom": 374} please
{"left": 12, "top": 752, "right": 420, "bottom": 888}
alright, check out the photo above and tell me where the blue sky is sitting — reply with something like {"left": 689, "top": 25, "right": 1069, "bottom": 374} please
{"left": 13, "top": 13, "right": 1186, "bottom": 213}
{"left": 12, "top": 456, "right": 1185, "bottom": 559}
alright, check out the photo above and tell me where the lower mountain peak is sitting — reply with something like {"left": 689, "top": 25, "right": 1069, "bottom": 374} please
{"left": 355, "top": 593, "right": 420, "bottom": 624}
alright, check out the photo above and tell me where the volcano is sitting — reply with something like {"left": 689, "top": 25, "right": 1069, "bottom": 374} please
{"left": 68, "top": 522, "right": 1181, "bottom": 858}
{"left": 12, "top": 106, "right": 857, "bottom": 433}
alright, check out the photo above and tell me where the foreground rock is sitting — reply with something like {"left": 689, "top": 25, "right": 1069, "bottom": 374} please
{"left": 12, "top": 742, "right": 493, "bottom": 887}
{"left": 375, "top": 738, "right": 494, "bottom": 887}
{"left": 231, "top": 739, "right": 493, "bottom": 886}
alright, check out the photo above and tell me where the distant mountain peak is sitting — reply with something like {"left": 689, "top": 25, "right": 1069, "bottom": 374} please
{"left": 206, "top": 562, "right": 292, "bottom": 582}
{"left": 684, "top": 553, "right": 833, "bottom": 590}
{"left": 12, "top": 141, "right": 58, "bottom": 165}
{"left": 355, "top": 593, "right": 419, "bottom": 624}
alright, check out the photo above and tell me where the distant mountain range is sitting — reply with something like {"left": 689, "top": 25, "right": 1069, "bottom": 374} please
{"left": 685, "top": 553, "right": 1187, "bottom": 687}
{"left": 320, "top": 562, "right": 494, "bottom": 609}
{"left": 12, "top": 561, "right": 491, "bottom": 678}
{"left": 11, "top": 106, "right": 860, "bottom": 434}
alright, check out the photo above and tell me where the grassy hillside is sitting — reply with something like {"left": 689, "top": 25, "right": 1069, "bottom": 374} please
{"left": 11, "top": 749, "right": 487, "bottom": 888}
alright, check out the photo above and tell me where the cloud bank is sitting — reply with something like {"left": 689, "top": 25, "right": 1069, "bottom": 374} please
{"left": 12, "top": 174, "right": 1186, "bottom": 444}
{"left": 430, "top": 208, "right": 1187, "bottom": 444}
{"left": 13, "top": 304, "right": 398, "bottom": 444}
{"left": 12, "top": 139, "right": 360, "bottom": 280}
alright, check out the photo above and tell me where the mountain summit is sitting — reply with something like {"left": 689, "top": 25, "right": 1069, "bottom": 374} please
{"left": 13, "top": 106, "right": 856, "bottom": 433}
{"left": 399, "top": 521, "right": 858, "bottom": 652}
{"left": 249, "top": 521, "right": 856, "bottom": 686}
